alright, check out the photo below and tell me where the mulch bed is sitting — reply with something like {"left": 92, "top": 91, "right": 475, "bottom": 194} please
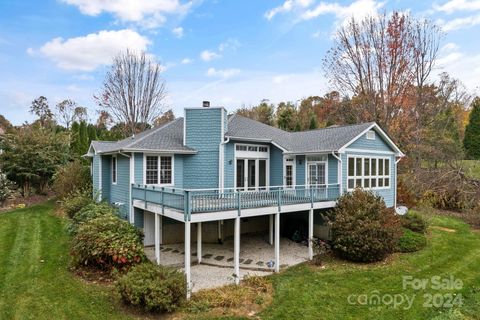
{"left": 0, "top": 192, "right": 56, "bottom": 213}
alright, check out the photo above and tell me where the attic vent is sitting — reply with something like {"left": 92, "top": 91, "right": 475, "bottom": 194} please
{"left": 202, "top": 101, "right": 210, "bottom": 108}
{"left": 366, "top": 130, "right": 375, "bottom": 140}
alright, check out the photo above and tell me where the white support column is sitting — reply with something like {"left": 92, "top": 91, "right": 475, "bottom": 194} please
{"left": 234, "top": 217, "right": 240, "bottom": 285}
{"left": 159, "top": 215, "right": 163, "bottom": 245}
{"left": 155, "top": 213, "right": 160, "bottom": 264}
{"left": 197, "top": 222, "right": 202, "bottom": 264}
{"left": 185, "top": 221, "right": 191, "bottom": 299}
{"left": 308, "top": 209, "right": 314, "bottom": 261}
{"left": 274, "top": 212, "right": 280, "bottom": 273}
{"left": 269, "top": 214, "right": 274, "bottom": 245}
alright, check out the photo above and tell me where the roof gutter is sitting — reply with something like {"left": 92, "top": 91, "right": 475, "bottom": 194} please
{"left": 331, "top": 151, "right": 343, "bottom": 193}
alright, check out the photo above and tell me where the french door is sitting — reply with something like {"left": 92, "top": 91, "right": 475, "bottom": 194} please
{"left": 284, "top": 157, "right": 295, "bottom": 189}
{"left": 308, "top": 162, "right": 326, "bottom": 187}
{"left": 236, "top": 158, "right": 267, "bottom": 191}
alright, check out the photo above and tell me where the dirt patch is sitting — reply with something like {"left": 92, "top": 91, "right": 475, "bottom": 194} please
{"left": 0, "top": 192, "right": 56, "bottom": 213}
{"left": 430, "top": 226, "right": 457, "bottom": 233}
{"left": 72, "top": 266, "right": 117, "bottom": 285}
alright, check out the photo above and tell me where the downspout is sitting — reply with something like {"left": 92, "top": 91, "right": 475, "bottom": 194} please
{"left": 331, "top": 151, "right": 342, "bottom": 194}
{"left": 219, "top": 137, "right": 230, "bottom": 191}
{"left": 394, "top": 157, "right": 402, "bottom": 209}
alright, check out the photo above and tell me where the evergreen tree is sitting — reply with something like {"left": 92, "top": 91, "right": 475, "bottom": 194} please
{"left": 464, "top": 97, "right": 480, "bottom": 159}
{"left": 309, "top": 114, "right": 318, "bottom": 130}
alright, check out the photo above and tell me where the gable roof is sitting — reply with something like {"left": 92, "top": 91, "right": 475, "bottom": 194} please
{"left": 86, "top": 113, "right": 403, "bottom": 157}
{"left": 87, "top": 118, "right": 197, "bottom": 155}
{"left": 226, "top": 115, "right": 403, "bottom": 155}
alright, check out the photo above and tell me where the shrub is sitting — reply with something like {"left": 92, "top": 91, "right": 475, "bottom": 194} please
{"left": 311, "top": 238, "right": 331, "bottom": 266}
{"left": 397, "top": 228, "right": 427, "bottom": 253}
{"left": 401, "top": 212, "right": 428, "bottom": 234}
{"left": 62, "top": 188, "right": 93, "bottom": 218}
{"left": 116, "top": 263, "right": 186, "bottom": 313}
{"left": 71, "top": 215, "right": 145, "bottom": 271}
{"left": 67, "top": 202, "right": 118, "bottom": 235}
{"left": 330, "top": 189, "right": 401, "bottom": 262}
{"left": 53, "top": 160, "right": 91, "bottom": 200}
{"left": 0, "top": 172, "right": 17, "bottom": 205}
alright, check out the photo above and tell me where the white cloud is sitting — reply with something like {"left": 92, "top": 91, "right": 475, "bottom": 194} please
{"left": 439, "top": 13, "right": 480, "bottom": 31}
{"left": 436, "top": 44, "right": 480, "bottom": 92}
{"left": 301, "top": 0, "right": 385, "bottom": 23}
{"left": 272, "top": 74, "right": 292, "bottom": 84}
{"left": 206, "top": 67, "right": 240, "bottom": 79}
{"left": 265, "top": 0, "right": 313, "bottom": 20}
{"left": 35, "top": 29, "right": 150, "bottom": 71}
{"left": 218, "top": 38, "right": 241, "bottom": 52}
{"left": 434, "top": 0, "right": 480, "bottom": 14}
{"left": 61, "top": 0, "right": 193, "bottom": 29}
{"left": 181, "top": 58, "right": 193, "bottom": 64}
{"left": 200, "top": 50, "right": 221, "bottom": 61}
{"left": 172, "top": 27, "right": 184, "bottom": 38}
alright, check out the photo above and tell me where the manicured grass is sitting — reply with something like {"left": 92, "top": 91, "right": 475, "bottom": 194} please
{"left": 260, "top": 213, "right": 480, "bottom": 319}
{"left": 1, "top": 202, "right": 480, "bottom": 319}
{"left": 0, "top": 202, "right": 131, "bottom": 320}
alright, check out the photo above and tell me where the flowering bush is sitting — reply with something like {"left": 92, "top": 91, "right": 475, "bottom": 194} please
{"left": 0, "top": 172, "right": 16, "bottom": 205}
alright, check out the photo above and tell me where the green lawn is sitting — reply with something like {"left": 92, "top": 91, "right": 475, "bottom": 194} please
{"left": 0, "top": 202, "right": 131, "bottom": 320}
{"left": 460, "top": 160, "right": 480, "bottom": 179}
{"left": 1, "top": 203, "right": 480, "bottom": 319}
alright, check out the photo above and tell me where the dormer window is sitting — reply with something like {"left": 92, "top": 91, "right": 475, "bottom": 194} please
{"left": 366, "top": 130, "right": 375, "bottom": 140}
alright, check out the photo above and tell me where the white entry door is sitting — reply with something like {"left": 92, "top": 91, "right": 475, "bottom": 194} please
{"left": 236, "top": 158, "right": 267, "bottom": 191}
{"left": 284, "top": 157, "right": 295, "bottom": 189}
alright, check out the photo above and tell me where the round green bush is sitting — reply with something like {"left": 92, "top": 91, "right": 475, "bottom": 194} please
{"left": 62, "top": 188, "right": 93, "bottom": 218}
{"left": 67, "top": 202, "right": 118, "bottom": 235}
{"left": 401, "top": 212, "right": 428, "bottom": 234}
{"left": 397, "top": 228, "right": 427, "bottom": 253}
{"left": 116, "top": 263, "right": 186, "bottom": 313}
{"left": 330, "top": 189, "right": 402, "bottom": 262}
{"left": 71, "top": 215, "right": 145, "bottom": 271}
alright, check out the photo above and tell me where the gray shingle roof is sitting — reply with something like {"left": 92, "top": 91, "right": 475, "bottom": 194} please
{"left": 90, "top": 113, "right": 396, "bottom": 155}
{"left": 226, "top": 114, "right": 376, "bottom": 153}
{"left": 90, "top": 118, "right": 196, "bottom": 154}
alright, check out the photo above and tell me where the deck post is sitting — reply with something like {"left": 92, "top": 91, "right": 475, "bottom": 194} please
{"left": 274, "top": 211, "right": 280, "bottom": 272}
{"left": 155, "top": 213, "right": 160, "bottom": 264}
{"left": 185, "top": 220, "right": 191, "bottom": 299}
{"left": 197, "top": 222, "right": 202, "bottom": 264}
{"left": 269, "top": 214, "right": 274, "bottom": 245}
{"left": 234, "top": 216, "right": 240, "bottom": 285}
{"left": 308, "top": 208, "right": 314, "bottom": 260}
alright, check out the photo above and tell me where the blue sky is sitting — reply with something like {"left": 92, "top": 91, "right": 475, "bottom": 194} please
{"left": 0, "top": 0, "right": 479, "bottom": 125}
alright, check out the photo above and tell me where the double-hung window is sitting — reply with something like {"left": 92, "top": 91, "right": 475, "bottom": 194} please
{"left": 347, "top": 156, "right": 390, "bottom": 190}
{"left": 145, "top": 155, "right": 173, "bottom": 185}
{"left": 112, "top": 156, "right": 117, "bottom": 184}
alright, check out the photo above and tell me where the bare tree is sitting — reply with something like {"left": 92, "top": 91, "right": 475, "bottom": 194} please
{"left": 55, "top": 99, "right": 88, "bottom": 129}
{"left": 30, "top": 96, "right": 53, "bottom": 127}
{"left": 323, "top": 12, "right": 442, "bottom": 129}
{"left": 95, "top": 50, "right": 167, "bottom": 135}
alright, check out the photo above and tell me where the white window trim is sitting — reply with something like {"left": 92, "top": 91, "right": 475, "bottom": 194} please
{"left": 143, "top": 154, "right": 175, "bottom": 187}
{"left": 346, "top": 155, "right": 391, "bottom": 191}
{"left": 305, "top": 154, "right": 328, "bottom": 187}
{"left": 366, "top": 130, "right": 376, "bottom": 140}
{"left": 233, "top": 143, "right": 270, "bottom": 191}
{"left": 111, "top": 155, "right": 117, "bottom": 185}
{"left": 283, "top": 156, "right": 296, "bottom": 188}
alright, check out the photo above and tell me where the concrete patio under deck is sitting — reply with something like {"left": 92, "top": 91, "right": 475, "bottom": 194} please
{"left": 145, "top": 234, "right": 309, "bottom": 291}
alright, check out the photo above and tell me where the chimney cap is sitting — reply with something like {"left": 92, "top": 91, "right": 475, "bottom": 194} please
{"left": 202, "top": 101, "right": 210, "bottom": 108}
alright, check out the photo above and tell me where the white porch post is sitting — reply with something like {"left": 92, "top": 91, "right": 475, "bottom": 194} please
{"left": 308, "top": 209, "right": 314, "bottom": 260}
{"left": 234, "top": 217, "right": 240, "bottom": 284}
{"left": 274, "top": 212, "right": 280, "bottom": 272}
{"left": 185, "top": 221, "right": 191, "bottom": 299}
{"left": 269, "top": 214, "right": 274, "bottom": 245}
{"left": 155, "top": 213, "right": 160, "bottom": 264}
{"left": 197, "top": 222, "right": 202, "bottom": 264}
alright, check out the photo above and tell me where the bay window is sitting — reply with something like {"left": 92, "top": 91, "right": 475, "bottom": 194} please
{"left": 145, "top": 155, "right": 173, "bottom": 185}
{"left": 347, "top": 155, "right": 390, "bottom": 190}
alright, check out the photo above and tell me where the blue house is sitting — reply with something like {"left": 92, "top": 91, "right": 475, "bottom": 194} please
{"left": 86, "top": 104, "right": 404, "bottom": 296}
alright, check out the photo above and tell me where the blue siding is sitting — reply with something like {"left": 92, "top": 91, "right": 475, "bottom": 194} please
{"left": 270, "top": 145, "right": 283, "bottom": 186}
{"left": 296, "top": 155, "right": 305, "bottom": 185}
{"left": 134, "top": 153, "right": 143, "bottom": 185}
{"left": 224, "top": 142, "right": 235, "bottom": 189}
{"left": 328, "top": 154, "right": 338, "bottom": 185}
{"left": 183, "top": 108, "right": 223, "bottom": 189}
{"left": 174, "top": 154, "right": 184, "bottom": 188}
{"left": 347, "top": 128, "right": 392, "bottom": 151}
{"left": 109, "top": 154, "right": 131, "bottom": 219}
{"left": 92, "top": 155, "right": 100, "bottom": 199}
{"left": 101, "top": 156, "right": 110, "bottom": 202}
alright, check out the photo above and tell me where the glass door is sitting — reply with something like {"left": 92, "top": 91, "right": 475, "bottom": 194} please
{"left": 236, "top": 159, "right": 245, "bottom": 189}
{"left": 236, "top": 158, "right": 268, "bottom": 191}
{"left": 247, "top": 159, "right": 256, "bottom": 190}
{"left": 308, "top": 163, "right": 326, "bottom": 186}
